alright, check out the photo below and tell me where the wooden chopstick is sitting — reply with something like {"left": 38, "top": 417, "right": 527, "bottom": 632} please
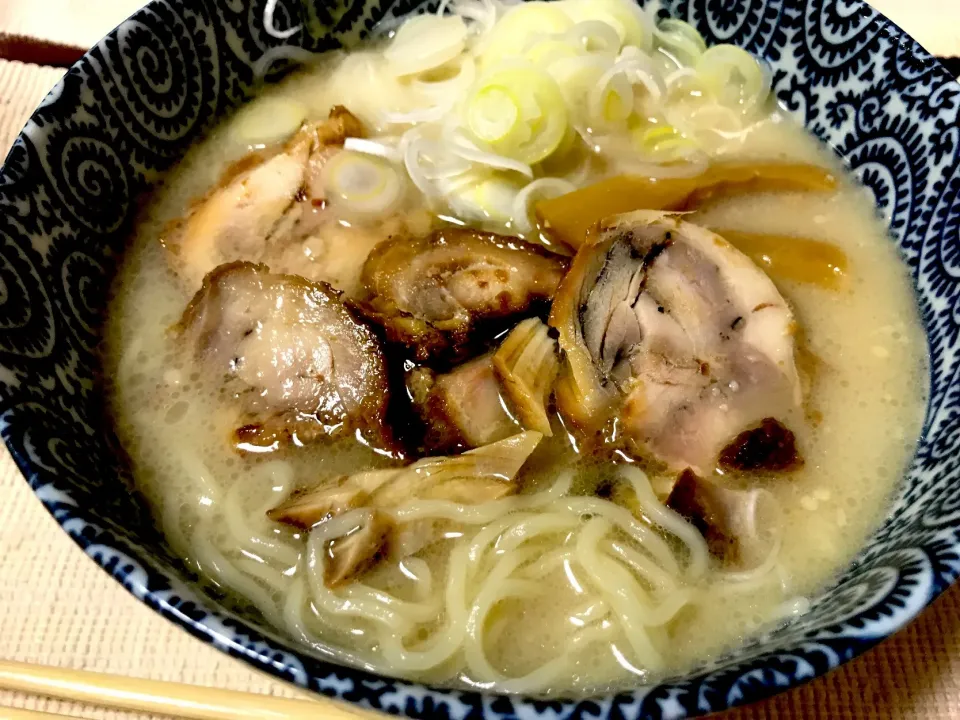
{"left": 0, "top": 708, "right": 71, "bottom": 719}
{"left": 0, "top": 659, "right": 367, "bottom": 720}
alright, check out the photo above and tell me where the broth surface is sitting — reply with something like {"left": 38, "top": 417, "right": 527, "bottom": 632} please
{"left": 104, "top": 44, "right": 927, "bottom": 695}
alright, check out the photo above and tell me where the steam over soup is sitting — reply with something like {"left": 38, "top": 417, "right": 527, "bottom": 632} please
{"left": 105, "top": 0, "right": 928, "bottom": 696}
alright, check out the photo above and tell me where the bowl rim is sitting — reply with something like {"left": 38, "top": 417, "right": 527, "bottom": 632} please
{"left": 2, "top": 0, "right": 959, "bottom": 717}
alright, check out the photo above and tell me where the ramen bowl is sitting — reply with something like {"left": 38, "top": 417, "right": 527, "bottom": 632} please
{"left": 1, "top": 0, "right": 958, "bottom": 717}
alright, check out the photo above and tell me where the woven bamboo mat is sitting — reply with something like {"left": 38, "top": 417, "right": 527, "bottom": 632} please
{"left": 1, "top": 1, "right": 959, "bottom": 717}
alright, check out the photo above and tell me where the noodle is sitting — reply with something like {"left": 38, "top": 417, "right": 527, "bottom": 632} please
{"left": 223, "top": 466, "right": 301, "bottom": 569}
{"left": 126, "top": 384, "right": 767, "bottom": 694}
{"left": 267, "top": 466, "right": 713, "bottom": 692}
{"left": 192, "top": 529, "right": 284, "bottom": 624}
{"left": 548, "top": 496, "right": 682, "bottom": 575}
{"left": 574, "top": 518, "right": 665, "bottom": 669}
{"left": 621, "top": 465, "right": 711, "bottom": 578}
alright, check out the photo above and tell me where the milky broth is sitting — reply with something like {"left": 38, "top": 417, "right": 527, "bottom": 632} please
{"left": 103, "top": 56, "right": 928, "bottom": 694}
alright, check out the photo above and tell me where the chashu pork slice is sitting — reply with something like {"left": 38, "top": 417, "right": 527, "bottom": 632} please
{"left": 406, "top": 318, "right": 560, "bottom": 454}
{"left": 550, "top": 210, "right": 802, "bottom": 475}
{"left": 162, "top": 106, "right": 400, "bottom": 298}
{"left": 354, "top": 228, "right": 568, "bottom": 362}
{"left": 176, "top": 261, "right": 392, "bottom": 452}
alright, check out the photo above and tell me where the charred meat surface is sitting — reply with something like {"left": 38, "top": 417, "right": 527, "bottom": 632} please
{"left": 163, "top": 106, "right": 410, "bottom": 297}
{"left": 718, "top": 418, "right": 802, "bottom": 472}
{"left": 356, "top": 228, "right": 568, "bottom": 362}
{"left": 550, "top": 210, "right": 802, "bottom": 475}
{"left": 177, "top": 261, "right": 392, "bottom": 452}
{"left": 164, "top": 129, "right": 311, "bottom": 291}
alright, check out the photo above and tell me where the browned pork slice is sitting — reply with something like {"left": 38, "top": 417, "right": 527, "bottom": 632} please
{"left": 407, "top": 356, "right": 521, "bottom": 453}
{"left": 177, "top": 261, "right": 392, "bottom": 452}
{"left": 407, "top": 318, "right": 560, "bottom": 453}
{"left": 163, "top": 106, "right": 399, "bottom": 297}
{"left": 355, "top": 228, "right": 568, "bottom": 362}
{"left": 550, "top": 210, "right": 802, "bottom": 475}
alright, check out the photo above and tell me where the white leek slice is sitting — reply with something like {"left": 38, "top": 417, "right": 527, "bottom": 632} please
{"left": 382, "top": 103, "right": 452, "bottom": 125}
{"left": 478, "top": 2, "right": 574, "bottom": 67}
{"left": 695, "top": 44, "right": 769, "bottom": 113}
{"left": 631, "top": 121, "right": 698, "bottom": 162}
{"left": 402, "top": 128, "right": 471, "bottom": 196}
{"left": 588, "top": 65, "right": 634, "bottom": 128}
{"left": 654, "top": 18, "right": 706, "bottom": 67}
{"left": 547, "top": 55, "right": 607, "bottom": 125}
{"left": 464, "top": 65, "right": 568, "bottom": 164}
{"left": 524, "top": 36, "right": 582, "bottom": 68}
{"left": 447, "top": 129, "right": 534, "bottom": 177}
{"left": 414, "top": 56, "right": 477, "bottom": 99}
{"left": 511, "top": 177, "right": 577, "bottom": 232}
{"left": 565, "top": 20, "right": 622, "bottom": 54}
{"left": 230, "top": 97, "right": 307, "bottom": 147}
{"left": 385, "top": 15, "right": 468, "bottom": 77}
{"left": 323, "top": 150, "right": 404, "bottom": 216}
{"left": 439, "top": 170, "right": 523, "bottom": 222}
{"left": 588, "top": 56, "right": 663, "bottom": 130}
{"left": 343, "top": 137, "right": 403, "bottom": 163}
{"left": 558, "top": 0, "right": 653, "bottom": 51}
{"left": 264, "top": 0, "right": 301, "bottom": 39}
{"left": 664, "top": 67, "right": 702, "bottom": 95}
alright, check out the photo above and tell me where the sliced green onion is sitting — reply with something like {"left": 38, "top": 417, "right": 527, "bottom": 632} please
{"left": 664, "top": 67, "right": 702, "bottom": 94}
{"left": 441, "top": 171, "right": 523, "bottom": 221}
{"left": 511, "top": 177, "right": 577, "bottom": 231}
{"left": 650, "top": 46, "right": 683, "bottom": 75}
{"left": 401, "top": 126, "right": 473, "bottom": 197}
{"left": 414, "top": 57, "right": 477, "bottom": 99}
{"left": 588, "top": 56, "right": 663, "bottom": 129}
{"left": 385, "top": 15, "right": 468, "bottom": 77}
{"left": 343, "top": 137, "right": 403, "bottom": 163}
{"left": 447, "top": 128, "right": 535, "bottom": 177}
{"left": 654, "top": 18, "right": 706, "bottom": 67}
{"left": 468, "top": 86, "right": 523, "bottom": 144}
{"left": 588, "top": 68, "right": 633, "bottom": 128}
{"left": 479, "top": 2, "right": 574, "bottom": 67}
{"left": 557, "top": 0, "right": 653, "bottom": 51}
{"left": 695, "top": 44, "right": 769, "bottom": 113}
{"left": 548, "top": 54, "right": 606, "bottom": 108}
{"left": 323, "top": 150, "right": 404, "bottom": 216}
{"left": 231, "top": 97, "right": 306, "bottom": 147}
{"left": 524, "top": 36, "right": 582, "bottom": 68}
{"left": 463, "top": 65, "right": 568, "bottom": 164}
{"left": 565, "top": 20, "right": 622, "bottom": 54}
{"left": 633, "top": 122, "right": 696, "bottom": 161}
{"left": 616, "top": 44, "right": 647, "bottom": 63}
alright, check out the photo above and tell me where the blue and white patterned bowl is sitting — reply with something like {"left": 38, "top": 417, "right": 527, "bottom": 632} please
{"left": 1, "top": 0, "right": 958, "bottom": 717}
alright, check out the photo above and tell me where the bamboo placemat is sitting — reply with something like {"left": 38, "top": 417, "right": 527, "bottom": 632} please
{"left": 1, "top": 2, "right": 959, "bottom": 718}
